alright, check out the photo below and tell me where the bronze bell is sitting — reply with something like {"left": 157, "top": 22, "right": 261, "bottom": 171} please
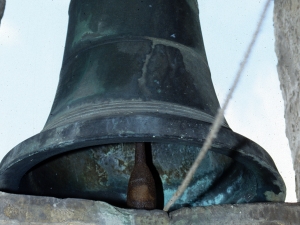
{"left": 0, "top": 0, "right": 285, "bottom": 211}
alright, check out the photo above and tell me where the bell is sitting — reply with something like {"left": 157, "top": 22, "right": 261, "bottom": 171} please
{"left": 0, "top": 0, "right": 285, "bottom": 211}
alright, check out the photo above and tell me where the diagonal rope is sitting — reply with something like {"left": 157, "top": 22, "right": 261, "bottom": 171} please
{"left": 163, "top": 0, "right": 272, "bottom": 212}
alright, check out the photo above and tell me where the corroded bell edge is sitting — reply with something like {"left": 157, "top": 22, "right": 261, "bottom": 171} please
{"left": 0, "top": 113, "right": 286, "bottom": 202}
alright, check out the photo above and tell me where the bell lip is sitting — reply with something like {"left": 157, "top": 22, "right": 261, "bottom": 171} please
{"left": 0, "top": 112, "right": 286, "bottom": 202}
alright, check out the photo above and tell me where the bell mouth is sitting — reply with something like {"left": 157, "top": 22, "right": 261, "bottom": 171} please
{"left": 0, "top": 113, "right": 286, "bottom": 211}
{"left": 17, "top": 142, "right": 252, "bottom": 210}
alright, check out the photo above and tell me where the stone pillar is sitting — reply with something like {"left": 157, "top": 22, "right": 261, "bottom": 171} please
{"left": 0, "top": 0, "right": 5, "bottom": 24}
{"left": 274, "top": 0, "right": 300, "bottom": 201}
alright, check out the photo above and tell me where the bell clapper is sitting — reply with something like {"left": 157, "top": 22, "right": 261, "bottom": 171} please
{"left": 126, "top": 142, "right": 156, "bottom": 209}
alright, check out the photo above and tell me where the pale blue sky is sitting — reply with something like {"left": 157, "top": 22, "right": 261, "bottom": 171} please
{"left": 0, "top": 0, "right": 296, "bottom": 201}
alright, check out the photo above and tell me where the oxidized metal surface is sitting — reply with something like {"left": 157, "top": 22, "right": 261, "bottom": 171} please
{"left": 0, "top": 0, "right": 286, "bottom": 211}
{"left": 43, "top": 0, "right": 223, "bottom": 131}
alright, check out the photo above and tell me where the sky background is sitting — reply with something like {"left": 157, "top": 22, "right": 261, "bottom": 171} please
{"left": 0, "top": 0, "right": 296, "bottom": 202}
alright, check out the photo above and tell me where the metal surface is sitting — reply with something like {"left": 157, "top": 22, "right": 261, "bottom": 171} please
{"left": 0, "top": 0, "right": 285, "bottom": 211}
{"left": 127, "top": 143, "right": 156, "bottom": 209}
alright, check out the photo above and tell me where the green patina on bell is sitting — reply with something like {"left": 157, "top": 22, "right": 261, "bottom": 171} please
{"left": 0, "top": 0, "right": 285, "bottom": 211}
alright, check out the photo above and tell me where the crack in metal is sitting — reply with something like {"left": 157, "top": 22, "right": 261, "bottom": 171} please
{"left": 138, "top": 42, "right": 156, "bottom": 97}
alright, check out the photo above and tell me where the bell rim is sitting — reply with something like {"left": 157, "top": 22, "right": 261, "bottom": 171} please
{"left": 0, "top": 112, "right": 286, "bottom": 202}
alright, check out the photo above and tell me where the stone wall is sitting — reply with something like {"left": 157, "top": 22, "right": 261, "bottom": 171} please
{"left": 274, "top": 0, "right": 300, "bottom": 201}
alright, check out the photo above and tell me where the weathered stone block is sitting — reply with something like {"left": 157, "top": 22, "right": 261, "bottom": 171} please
{"left": 274, "top": 0, "right": 300, "bottom": 200}
{"left": 0, "top": 192, "right": 299, "bottom": 224}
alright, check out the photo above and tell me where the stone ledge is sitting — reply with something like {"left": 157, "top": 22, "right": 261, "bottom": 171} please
{"left": 0, "top": 192, "right": 299, "bottom": 224}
